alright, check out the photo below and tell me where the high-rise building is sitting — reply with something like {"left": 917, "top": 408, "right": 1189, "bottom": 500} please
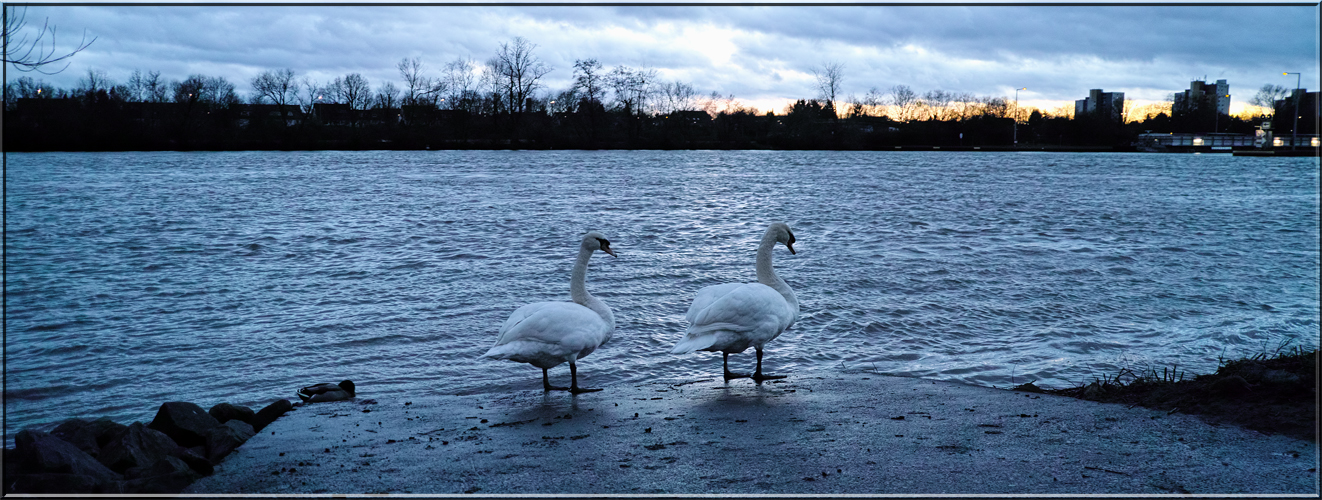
{"left": 1173, "top": 79, "right": 1230, "bottom": 117}
{"left": 1074, "top": 89, "right": 1125, "bottom": 122}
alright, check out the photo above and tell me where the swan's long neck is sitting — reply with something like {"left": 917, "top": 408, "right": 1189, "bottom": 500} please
{"left": 571, "top": 246, "right": 615, "bottom": 329}
{"left": 755, "top": 233, "right": 798, "bottom": 317}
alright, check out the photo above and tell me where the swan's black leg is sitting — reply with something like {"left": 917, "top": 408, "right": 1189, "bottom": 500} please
{"left": 723, "top": 352, "right": 750, "bottom": 381}
{"left": 568, "top": 362, "right": 601, "bottom": 393}
{"left": 751, "top": 347, "right": 786, "bottom": 382}
{"left": 543, "top": 368, "right": 568, "bottom": 391}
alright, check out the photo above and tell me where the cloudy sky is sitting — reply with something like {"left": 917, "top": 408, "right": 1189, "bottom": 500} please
{"left": 10, "top": 3, "right": 1320, "bottom": 114}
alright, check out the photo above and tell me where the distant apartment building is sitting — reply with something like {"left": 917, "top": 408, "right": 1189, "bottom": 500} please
{"left": 1074, "top": 89, "right": 1125, "bottom": 122}
{"left": 1271, "top": 89, "right": 1319, "bottom": 136}
{"left": 1173, "top": 79, "right": 1230, "bottom": 117}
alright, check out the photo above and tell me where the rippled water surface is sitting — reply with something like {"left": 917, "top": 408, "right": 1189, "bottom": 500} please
{"left": 5, "top": 150, "right": 1318, "bottom": 440}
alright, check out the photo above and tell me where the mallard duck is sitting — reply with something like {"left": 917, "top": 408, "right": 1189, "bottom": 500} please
{"left": 297, "top": 380, "right": 356, "bottom": 402}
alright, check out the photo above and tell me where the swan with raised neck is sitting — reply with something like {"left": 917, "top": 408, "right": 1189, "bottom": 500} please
{"left": 672, "top": 222, "right": 799, "bottom": 382}
{"left": 483, "top": 231, "right": 616, "bottom": 393}
{"left": 756, "top": 222, "right": 799, "bottom": 326}
{"left": 572, "top": 232, "right": 616, "bottom": 331}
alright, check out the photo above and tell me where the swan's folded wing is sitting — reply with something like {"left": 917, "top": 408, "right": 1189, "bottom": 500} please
{"left": 687, "top": 283, "right": 791, "bottom": 333}
{"left": 492, "top": 302, "right": 609, "bottom": 350}
{"left": 685, "top": 283, "right": 746, "bottom": 323}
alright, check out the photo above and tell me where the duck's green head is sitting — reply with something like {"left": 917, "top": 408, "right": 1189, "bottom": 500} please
{"left": 339, "top": 380, "right": 356, "bottom": 396}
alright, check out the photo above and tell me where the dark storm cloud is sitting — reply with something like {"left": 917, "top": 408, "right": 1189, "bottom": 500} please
{"left": 12, "top": 4, "right": 1318, "bottom": 111}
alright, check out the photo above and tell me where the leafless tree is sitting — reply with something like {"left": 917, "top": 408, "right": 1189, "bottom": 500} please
{"left": 374, "top": 81, "right": 400, "bottom": 110}
{"left": 479, "top": 63, "right": 501, "bottom": 114}
{"left": 632, "top": 67, "right": 659, "bottom": 115}
{"left": 329, "top": 73, "right": 371, "bottom": 109}
{"left": 326, "top": 73, "right": 371, "bottom": 126}
{"left": 172, "top": 75, "right": 237, "bottom": 106}
{"left": 442, "top": 57, "right": 478, "bottom": 111}
{"left": 6, "top": 75, "right": 47, "bottom": 99}
{"left": 854, "top": 87, "right": 885, "bottom": 118}
{"left": 397, "top": 57, "right": 434, "bottom": 107}
{"left": 127, "top": 69, "right": 167, "bottom": 103}
{"left": 572, "top": 58, "right": 607, "bottom": 108}
{"left": 659, "top": 80, "right": 697, "bottom": 114}
{"left": 979, "top": 95, "right": 1010, "bottom": 119}
{"left": 950, "top": 92, "right": 978, "bottom": 121}
{"left": 296, "top": 77, "right": 323, "bottom": 115}
{"left": 251, "top": 68, "right": 297, "bottom": 122}
{"left": 923, "top": 89, "right": 953, "bottom": 121}
{"left": 606, "top": 65, "right": 657, "bottom": 115}
{"left": 888, "top": 85, "right": 919, "bottom": 122}
{"left": 3, "top": 7, "right": 96, "bottom": 74}
{"left": 76, "top": 68, "right": 111, "bottom": 95}
{"left": 697, "top": 91, "right": 744, "bottom": 117}
{"left": 550, "top": 87, "right": 579, "bottom": 114}
{"left": 811, "top": 61, "right": 844, "bottom": 117}
{"left": 1250, "top": 84, "right": 1291, "bottom": 110}
{"left": 486, "top": 36, "right": 552, "bottom": 114}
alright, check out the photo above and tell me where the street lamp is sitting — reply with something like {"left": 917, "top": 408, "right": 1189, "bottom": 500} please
{"left": 1284, "top": 72, "right": 1301, "bottom": 149}
{"left": 1013, "top": 87, "right": 1027, "bottom": 145}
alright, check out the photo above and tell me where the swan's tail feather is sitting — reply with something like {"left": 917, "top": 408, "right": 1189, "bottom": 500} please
{"left": 671, "top": 333, "right": 718, "bottom": 354}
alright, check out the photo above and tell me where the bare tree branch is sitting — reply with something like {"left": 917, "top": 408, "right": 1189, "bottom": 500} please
{"left": 4, "top": 7, "right": 96, "bottom": 74}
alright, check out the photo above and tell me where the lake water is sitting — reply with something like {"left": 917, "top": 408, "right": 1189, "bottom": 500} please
{"left": 5, "top": 150, "right": 1318, "bottom": 442}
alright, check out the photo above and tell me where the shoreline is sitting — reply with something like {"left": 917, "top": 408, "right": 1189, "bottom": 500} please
{"left": 184, "top": 373, "right": 1318, "bottom": 495}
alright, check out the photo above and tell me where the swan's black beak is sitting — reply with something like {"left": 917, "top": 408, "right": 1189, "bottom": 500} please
{"left": 602, "top": 245, "right": 618, "bottom": 257}
{"left": 786, "top": 242, "right": 796, "bottom": 255}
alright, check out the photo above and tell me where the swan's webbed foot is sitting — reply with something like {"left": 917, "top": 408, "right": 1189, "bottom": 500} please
{"left": 565, "top": 362, "right": 599, "bottom": 394}
{"left": 751, "top": 372, "right": 787, "bottom": 382}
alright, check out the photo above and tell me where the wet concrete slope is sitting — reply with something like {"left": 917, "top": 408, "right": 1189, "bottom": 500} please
{"left": 185, "top": 374, "right": 1318, "bottom": 494}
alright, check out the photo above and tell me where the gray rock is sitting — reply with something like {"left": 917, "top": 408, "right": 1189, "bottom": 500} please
{"left": 97, "top": 422, "right": 181, "bottom": 474}
{"left": 124, "top": 454, "right": 191, "bottom": 480}
{"left": 148, "top": 402, "right": 220, "bottom": 448}
{"left": 205, "top": 420, "right": 256, "bottom": 464}
{"left": 13, "top": 429, "right": 120, "bottom": 486}
{"left": 175, "top": 445, "right": 214, "bottom": 476}
{"left": 250, "top": 399, "right": 293, "bottom": 433}
{"left": 118, "top": 456, "right": 203, "bottom": 494}
{"left": 208, "top": 403, "right": 256, "bottom": 425}
{"left": 50, "top": 417, "right": 128, "bottom": 458}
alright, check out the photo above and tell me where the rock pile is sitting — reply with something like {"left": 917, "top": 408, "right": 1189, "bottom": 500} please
{"left": 4, "top": 399, "right": 293, "bottom": 494}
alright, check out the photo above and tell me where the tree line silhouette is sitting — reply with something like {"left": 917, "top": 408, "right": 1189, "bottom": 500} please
{"left": 5, "top": 36, "right": 1272, "bottom": 152}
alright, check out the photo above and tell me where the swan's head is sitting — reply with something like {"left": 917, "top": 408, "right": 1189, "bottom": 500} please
{"left": 767, "top": 222, "right": 796, "bottom": 255}
{"left": 582, "top": 232, "right": 617, "bottom": 257}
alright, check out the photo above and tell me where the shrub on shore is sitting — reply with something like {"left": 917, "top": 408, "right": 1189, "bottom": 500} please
{"left": 1034, "top": 346, "right": 1317, "bottom": 442}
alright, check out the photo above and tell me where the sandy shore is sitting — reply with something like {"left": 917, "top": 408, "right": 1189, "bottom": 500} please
{"left": 185, "top": 373, "right": 1318, "bottom": 495}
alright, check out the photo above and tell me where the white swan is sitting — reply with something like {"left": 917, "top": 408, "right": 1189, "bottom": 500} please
{"left": 672, "top": 222, "right": 799, "bottom": 381}
{"left": 483, "top": 232, "right": 617, "bottom": 393}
